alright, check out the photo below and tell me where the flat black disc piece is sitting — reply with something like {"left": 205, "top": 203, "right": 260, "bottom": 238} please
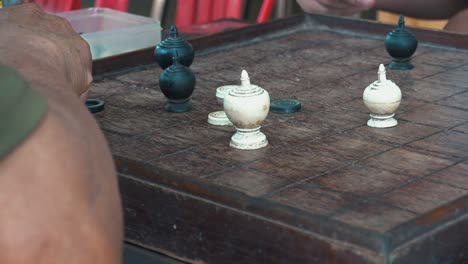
{"left": 270, "top": 99, "right": 301, "bottom": 114}
{"left": 86, "top": 99, "right": 105, "bottom": 113}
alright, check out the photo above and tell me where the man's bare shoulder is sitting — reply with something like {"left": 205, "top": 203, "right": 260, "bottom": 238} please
{"left": 0, "top": 103, "right": 122, "bottom": 264}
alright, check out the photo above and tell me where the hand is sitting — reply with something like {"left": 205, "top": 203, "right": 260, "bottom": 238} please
{"left": 0, "top": 3, "right": 92, "bottom": 100}
{"left": 296, "top": 0, "right": 375, "bottom": 16}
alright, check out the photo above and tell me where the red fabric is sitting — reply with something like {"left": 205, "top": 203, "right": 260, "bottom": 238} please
{"left": 225, "top": 0, "right": 243, "bottom": 19}
{"left": 211, "top": 0, "right": 226, "bottom": 20}
{"left": 94, "top": 0, "right": 129, "bottom": 11}
{"left": 175, "top": 0, "right": 197, "bottom": 27}
{"left": 195, "top": 0, "right": 212, "bottom": 24}
{"left": 33, "top": 0, "right": 77, "bottom": 12}
{"left": 257, "top": 0, "right": 274, "bottom": 23}
{"left": 177, "top": 0, "right": 244, "bottom": 30}
{"left": 71, "top": 0, "right": 81, "bottom": 10}
{"left": 176, "top": 0, "right": 275, "bottom": 33}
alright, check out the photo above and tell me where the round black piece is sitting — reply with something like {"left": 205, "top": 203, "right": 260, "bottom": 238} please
{"left": 86, "top": 99, "right": 105, "bottom": 113}
{"left": 159, "top": 53, "right": 196, "bottom": 113}
{"left": 270, "top": 99, "right": 301, "bottom": 114}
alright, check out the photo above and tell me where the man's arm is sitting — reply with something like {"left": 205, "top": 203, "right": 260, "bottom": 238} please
{"left": 0, "top": 88, "right": 123, "bottom": 264}
{"left": 297, "top": 0, "right": 468, "bottom": 19}
{"left": 445, "top": 7, "right": 468, "bottom": 32}
{"left": 0, "top": 4, "right": 122, "bottom": 263}
{"left": 297, "top": 0, "right": 468, "bottom": 31}
{"left": 374, "top": 0, "right": 468, "bottom": 20}
{"left": 296, "top": 0, "right": 374, "bottom": 16}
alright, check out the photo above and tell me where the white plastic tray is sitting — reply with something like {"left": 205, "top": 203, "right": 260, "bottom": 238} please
{"left": 57, "top": 8, "right": 161, "bottom": 60}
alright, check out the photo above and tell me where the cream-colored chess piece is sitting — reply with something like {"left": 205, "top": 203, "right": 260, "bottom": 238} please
{"left": 223, "top": 70, "right": 270, "bottom": 150}
{"left": 363, "top": 64, "right": 402, "bottom": 128}
{"left": 207, "top": 85, "right": 236, "bottom": 126}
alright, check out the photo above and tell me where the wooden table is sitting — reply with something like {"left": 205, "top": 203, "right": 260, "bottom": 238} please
{"left": 91, "top": 14, "right": 468, "bottom": 264}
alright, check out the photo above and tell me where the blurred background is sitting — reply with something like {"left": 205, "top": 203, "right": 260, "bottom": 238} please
{"left": 0, "top": 0, "right": 447, "bottom": 31}
{"left": 77, "top": 0, "right": 308, "bottom": 29}
{"left": 78, "top": 0, "right": 448, "bottom": 31}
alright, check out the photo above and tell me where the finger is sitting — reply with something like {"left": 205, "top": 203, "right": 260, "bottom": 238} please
{"left": 80, "top": 88, "right": 90, "bottom": 102}
{"left": 61, "top": 36, "right": 92, "bottom": 97}
{"left": 40, "top": 13, "right": 78, "bottom": 38}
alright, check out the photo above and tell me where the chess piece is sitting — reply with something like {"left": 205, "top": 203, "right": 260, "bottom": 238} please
{"left": 363, "top": 64, "right": 402, "bottom": 128}
{"left": 159, "top": 53, "right": 196, "bottom": 113}
{"left": 154, "top": 25, "right": 194, "bottom": 69}
{"left": 207, "top": 85, "right": 237, "bottom": 126}
{"left": 270, "top": 99, "right": 301, "bottom": 114}
{"left": 223, "top": 70, "right": 270, "bottom": 150}
{"left": 85, "top": 99, "right": 105, "bottom": 113}
{"left": 385, "top": 15, "right": 418, "bottom": 70}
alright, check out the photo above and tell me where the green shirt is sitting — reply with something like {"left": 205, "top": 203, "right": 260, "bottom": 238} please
{"left": 0, "top": 65, "right": 46, "bottom": 159}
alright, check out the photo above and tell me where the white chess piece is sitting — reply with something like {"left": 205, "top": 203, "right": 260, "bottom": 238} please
{"left": 207, "top": 85, "right": 236, "bottom": 126}
{"left": 223, "top": 70, "right": 270, "bottom": 150}
{"left": 363, "top": 64, "right": 402, "bottom": 128}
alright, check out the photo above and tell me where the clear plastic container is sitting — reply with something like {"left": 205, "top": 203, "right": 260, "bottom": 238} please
{"left": 57, "top": 8, "right": 161, "bottom": 60}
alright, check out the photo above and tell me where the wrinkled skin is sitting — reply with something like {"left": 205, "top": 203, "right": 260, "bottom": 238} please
{"left": 0, "top": 4, "right": 123, "bottom": 264}
{"left": 0, "top": 2, "right": 92, "bottom": 99}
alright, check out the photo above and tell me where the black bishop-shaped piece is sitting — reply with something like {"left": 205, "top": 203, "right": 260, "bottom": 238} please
{"left": 159, "top": 52, "right": 196, "bottom": 113}
{"left": 384, "top": 15, "right": 418, "bottom": 70}
{"left": 154, "top": 25, "right": 195, "bottom": 69}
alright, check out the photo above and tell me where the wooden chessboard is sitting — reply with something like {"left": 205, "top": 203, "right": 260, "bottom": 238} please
{"left": 91, "top": 14, "right": 468, "bottom": 264}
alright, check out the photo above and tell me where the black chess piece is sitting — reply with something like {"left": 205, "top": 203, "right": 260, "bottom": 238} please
{"left": 159, "top": 53, "right": 196, "bottom": 113}
{"left": 154, "top": 25, "right": 194, "bottom": 70}
{"left": 385, "top": 15, "right": 418, "bottom": 70}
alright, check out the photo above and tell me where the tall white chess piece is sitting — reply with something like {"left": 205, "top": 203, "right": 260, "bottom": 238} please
{"left": 363, "top": 64, "right": 402, "bottom": 128}
{"left": 223, "top": 70, "right": 270, "bottom": 150}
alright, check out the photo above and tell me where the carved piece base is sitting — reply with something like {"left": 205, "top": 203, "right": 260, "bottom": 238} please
{"left": 165, "top": 99, "right": 191, "bottom": 113}
{"left": 230, "top": 127, "right": 268, "bottom": 150}
{"left": 388, "top": 57, "right": 413, "bottom": 70}
{"left": 367, "top": 113, "right": 398, "bottom": 128}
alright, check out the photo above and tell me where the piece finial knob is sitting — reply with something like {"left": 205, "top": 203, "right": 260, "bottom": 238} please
{"left": 170, "top": 25, "right": 179, "bottom": 38}
{"left": 378, "top": 64, "right": 387, "bottom": 82}
{"left": 398, "top": 15, "right": 405, "bottom": 29}
{"left": 240, "top": 70, "right": 251, "bottom": 87}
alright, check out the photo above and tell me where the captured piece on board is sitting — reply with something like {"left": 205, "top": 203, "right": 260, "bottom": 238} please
{"left": 208, "top": 85, "right": 237, "bottom": 126}
{"left": 85, "top": 98, "right": 105, "bottom": 113}
{"left": 270, "top": 99, "right": 301, "bottom": 114}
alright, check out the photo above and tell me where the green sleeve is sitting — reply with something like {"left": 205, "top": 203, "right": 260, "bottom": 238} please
{"left": 0, "top": 65, "right": 47, "bottom": 159}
